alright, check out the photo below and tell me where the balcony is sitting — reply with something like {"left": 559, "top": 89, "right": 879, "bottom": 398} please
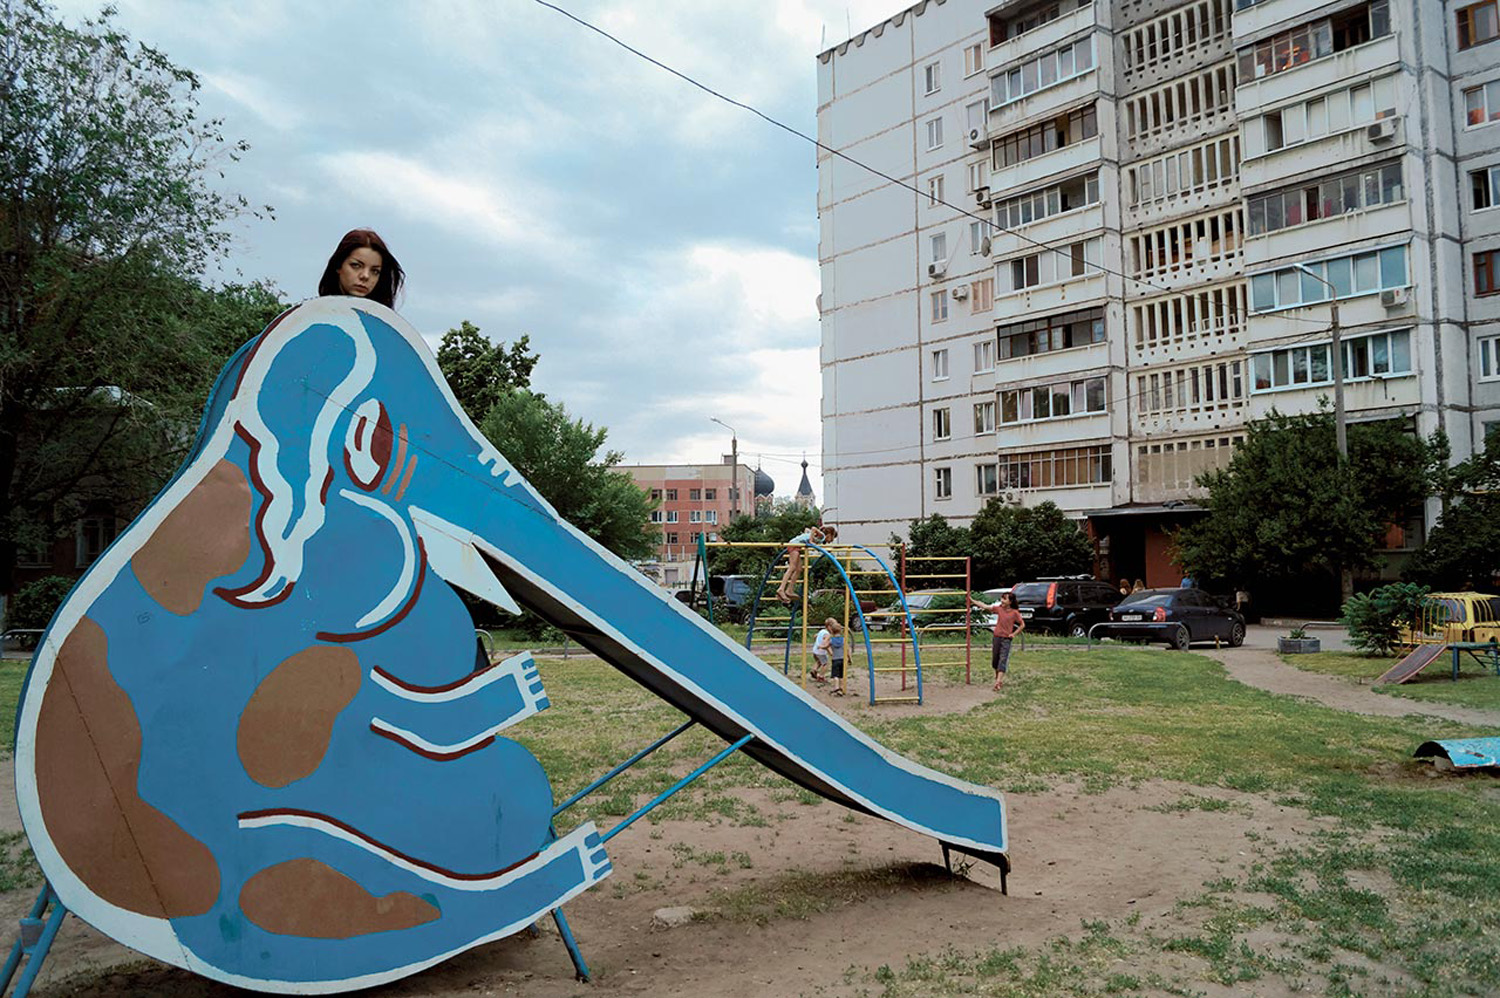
{"left": 1243, "top": 200, "right": 1414, "bottom": 271}
{"left": 995, "top": 270, "right": 1107, "bottom": 315}
{"left": 989, "top": 65, "right": 1102, "bottom": 134}
{"left": 989, "top": 2, "right": 1098, "bottom": 71}
{"left": 991, "top": 339, "right": 1109, "bottom": 388}
{"left": 1232, "top": 0, "right": 1327, "bottom": 41}
{"left": 988, "top": 206, "right": 1105, "bottom": 261}
{"left": 1241, "top": 117, "right": 1406, "bottom": 190}
{"left": 1236, "top": 35, "right": 1400, "bottom": 117}
{"left": 988, "top": 134, "right": 1103, "bottom": 196}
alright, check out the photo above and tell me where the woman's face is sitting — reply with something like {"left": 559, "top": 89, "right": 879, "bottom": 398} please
{"left": 337, "top": 247, "right": 384, "bottom": 298}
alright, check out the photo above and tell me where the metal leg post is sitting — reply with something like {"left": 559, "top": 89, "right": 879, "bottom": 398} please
{"left": 551, "top": 907, "right": 590, "bottom": 982}
{"left": 0, "top": 882, "right": 66, "bottom": 998}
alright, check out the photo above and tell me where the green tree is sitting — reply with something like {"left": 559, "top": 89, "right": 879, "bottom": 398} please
{"left": 478, "top": 390, "right": 655, "bottom": 561}
{"left": 1176, "top": 410, "right": 1433, "bottom": 594}
{"left": 1341, "top": 582, "right": 1430, "bottom": 656}
{"left": 893, "top": 514, "right": 971, "bottom": 561}
{"left": 0, "top": 1, "right": 274, "bottom": 586}
{"left": 968, "top": 499, "right": 1092, "bottom": 588}
{"left": 436, "top": 320, "right": 538, "bottom": 426}
{"left": 1406, "top": 429, "right": 1500, "bottom": 590}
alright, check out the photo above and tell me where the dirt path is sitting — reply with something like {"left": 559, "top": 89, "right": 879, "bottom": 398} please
{"left": 1205, "top": 646, "right": 1500, "bottom": 728}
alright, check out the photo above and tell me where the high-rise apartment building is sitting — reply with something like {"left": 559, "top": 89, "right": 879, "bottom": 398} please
{"left": 817, "top": 0, "right": 1500, "bottom": 584}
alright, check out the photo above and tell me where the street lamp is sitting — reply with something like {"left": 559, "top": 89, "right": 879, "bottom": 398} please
{"left": 1293, "top": 263, "right": 1346, "bottom": 459}
{"left": 710, "top": 417, "right": 739, "bottom": 518}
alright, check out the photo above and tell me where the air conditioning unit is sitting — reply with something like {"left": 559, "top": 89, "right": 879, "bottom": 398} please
{"left": 968, "top": 127, "right": 988, "bottom": 149}
{"left": 980, "top": 236, "right": 993, "bottom": 257}
{"left": 974, "top": 186, "right": 992, "bottom": 207}
{"left": 1367, "top": 119, "right": 1397, "bottom": 143}
{"left": 951, "top": 285, "right": 970, "bottom": 300}
{"left": 1381, "top": 287, "right": 1410, "bottom": 308}
{"left": 928, "top": 261, "right": 947, "bottom": 278}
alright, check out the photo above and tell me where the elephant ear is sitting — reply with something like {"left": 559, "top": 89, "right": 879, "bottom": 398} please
{"left": 222, "top": 314, "right": 378, "bottom": 607}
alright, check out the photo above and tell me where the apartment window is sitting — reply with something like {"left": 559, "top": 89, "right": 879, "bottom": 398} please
{"left": 964, "top": 43, "right": 984, "bottom": 77}
{"left": 1005, "top": 239, "right": 1100, "bottom": 292}
{"left": 1130, "top": 210, "right": 1243, "bottom": 281}
{"left": 665, "top": 488, "right": 677, "bottom": 500}
{"left": 994, "top": 172, "right": 1100, "bottom": 229}
{"left": 930, "top": 232, "right": 947, "bottom": 263}
{"left": 972, "top": 278, "right": 995, "bottom": 313}
{"left": 1236, "top": 2, "right": 1390, "bottom": 82}
{"left": 974, "top": 339, "right": 995, "bottom": 372}
{"left": 76, "top": 515, "right": 116, "bottom": 568}
{"left": 928, "top": 175, "right": 945, "bottom": 206}
{"left": 1478, "top": 250, "right": 1500, "bottom": 296}
{"left": 999, "top": 445, "right": 1111, "bottom": 489}
{"left": 1000, "top": 376, "right": 1107, "bottom": 424}
{"left": 992, "top": 105, "right": 1097, "bottom": 170}
{"left": 932, "top": 348, "right": 949, "bottom": 380}
{"left": 1473, "top": 166, "right": 1500, "bottom": 210}
{"left": 1248, "top": 75, "right": 1398, "bottom": 155}
{"left": 1251, "top": 330, "right": 1410, "bottom": 389}
{"left": 992, "top": 37, "right": 1094, "bottom": 106}
{"left": 926, "top": 116, "right": 944, "bottom": 149}
{"left": 999, "top": 306, "right": 1105, "bottom": 360}
{"left": 931, "top": 290, "right": 950, "bottom": 321}
{"left": 924, "top": 61, "right": 942, "bottom": 94}
{"left": 1480, "top": 335, "right": 1500, "bottom": 379}
{"left": 1250, "top": 246, "right": 1408, "bottom": 311}
{"left": 933, "top": 407, "right": 952, "bottom": 440}
{"left": 666, "top": 510, "right": 679, "bottom": 523}
{"left": 705, "top": 488, "right": 716, "bottom": 500}
{"left": 690, "top": 532, "right": 701, "bottom": 543}
{"left": 1248, "top": 162, "right": 1403, "bottom": 235}
{"left": 1136, "top": 435, "right": 1242, "bottom": 493}
{"left": 689, "top": 510, "right": 703, "bottom": 523}
{"left": 650, "top": 510, "right": 664, "bottom": 523}
{"left": 1123, "top": 0, "right": 1233, "bottom": 79}
{"left": 968, "top": 162, "right": 987, "bottom": 192}
{"left": 650, "top": 488, "right": 662, "bottom": 500}
{"left": 1458, "top": 1, "right": 1500, "bottom": 49}
{"left": 706, "top": 510, "right": 718, "bottom": 524}
{"left": 970, "top": 220, "right": 986, "bottom": 254}
{"left": 666, "top": 532, "right": 679, "bottom": 545}
{"left": 935, "top": 466, "right": 953, "bottom": 500}
{"left": 976, "top": 463, "right": 1000, "bottom": 496}
{"left": 689, "top": 488, "right": 702, "bottom": 500}
{"left": 17, "top": 537, "right": 51, "bottom": 568}
{"left": 974, "top": 401, "right": 997, "bottom": 434}
{"left": 1464, "top": 80, "right": 1500, "bottom": 127}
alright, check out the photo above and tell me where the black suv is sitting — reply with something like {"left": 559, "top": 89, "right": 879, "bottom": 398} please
{"left": 1010, "top": 577, "right": 1123, "bottom": 636}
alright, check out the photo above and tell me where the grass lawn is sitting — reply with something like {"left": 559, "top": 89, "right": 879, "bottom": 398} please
{"left": 1283, "top": 650, "right": 1500, "bottom": 711}
{"left": 4, "top": 642, "right": 1500, "bottom": 994}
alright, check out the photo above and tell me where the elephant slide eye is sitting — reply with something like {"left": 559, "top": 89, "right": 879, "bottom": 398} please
{"left": 344, "top": 399, "right": 393, "bottom": 491}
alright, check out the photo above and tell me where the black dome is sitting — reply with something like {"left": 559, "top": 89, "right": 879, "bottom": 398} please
{"left": 754, "top": 467, "right": 775, "bottom": 496}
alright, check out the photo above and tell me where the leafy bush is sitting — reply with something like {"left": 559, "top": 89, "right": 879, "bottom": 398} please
{"left": 5, "top": 576, "right": 76, "bottom": 632}
{"left": 1341, "top": 582, "right": 1430, "bottom": 655}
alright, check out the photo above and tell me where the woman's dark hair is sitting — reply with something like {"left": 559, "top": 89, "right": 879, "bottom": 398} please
{"left": 318, "top": 228, "right": 404, "bottom": 308}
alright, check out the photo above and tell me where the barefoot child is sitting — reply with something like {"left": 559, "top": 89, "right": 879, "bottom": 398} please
{"left": 776, "top": 524, "right": 837, "bottom": 603}
{"left": 967, "top": 591, "right": 1024, "bottom": 691}
{"left": 810, "top": 618, "right": 834, "bottom": 684}
{"left": 828, "top": 620, "right": 846, "bottom": 695}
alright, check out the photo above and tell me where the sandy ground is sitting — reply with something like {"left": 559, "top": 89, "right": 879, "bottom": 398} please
{"left": 1, "top": 632, "right": 1484, "bottom": 997}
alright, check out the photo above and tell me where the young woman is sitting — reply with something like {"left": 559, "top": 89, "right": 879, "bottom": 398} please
{"left": 318, "top": 229, "right": 405, "bottom": 308}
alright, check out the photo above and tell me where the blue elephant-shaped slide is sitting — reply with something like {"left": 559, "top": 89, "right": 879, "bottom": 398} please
{"left": 14, "top": 298, "right": 1007, "bottom": 993}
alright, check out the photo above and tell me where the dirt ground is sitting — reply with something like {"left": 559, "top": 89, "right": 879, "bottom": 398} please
{"left": 0, "top": 647, "right": 1469, "bottom": 997}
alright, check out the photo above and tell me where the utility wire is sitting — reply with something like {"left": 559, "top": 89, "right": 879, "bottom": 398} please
{"left": 532, "top": 0, "right": 1352, "bottom": 329}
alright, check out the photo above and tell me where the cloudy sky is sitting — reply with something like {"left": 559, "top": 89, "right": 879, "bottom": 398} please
{"left": 54, "top": 0, "right": 916, "bottom": 502}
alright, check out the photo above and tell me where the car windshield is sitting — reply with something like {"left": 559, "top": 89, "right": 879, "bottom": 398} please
{"left": 1011, "top": 582, "right": 1051, "bottom": 599}
{"left": 1118, "top": 593, "right": 1173, "bottom": 608}
{"left": 904, "top": 594, "right": 935, "bottom": 608}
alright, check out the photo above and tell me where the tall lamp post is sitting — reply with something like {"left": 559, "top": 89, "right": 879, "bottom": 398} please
{"left": 1293, "top": 263, "right": 1351, "bottom": 602}
{"left": 1293, "top": 263, "right": 1345, "bottom": 459}
{"left": 710, "top": 417, "right": 739, "bottom": 519}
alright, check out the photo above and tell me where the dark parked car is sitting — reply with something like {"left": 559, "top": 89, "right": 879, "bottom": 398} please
{"left": 1107, "top": 588, "right": 1245, "bottom": 649}
{"left": 1010, "top": 577, "right": 1123, "bottom": 636}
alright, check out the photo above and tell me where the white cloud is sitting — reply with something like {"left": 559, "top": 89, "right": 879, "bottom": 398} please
{"left": 203, "top": 71, "right": 306, "bottom": 131}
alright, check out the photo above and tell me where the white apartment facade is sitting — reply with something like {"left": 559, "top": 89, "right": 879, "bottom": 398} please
{"left": 817, "top": 0, "right": 1500, "bottom": 584}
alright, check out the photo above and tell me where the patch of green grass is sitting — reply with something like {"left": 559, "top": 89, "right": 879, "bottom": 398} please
{"left": 0, "top": 831, "right": 40, "bottom": 892}
{"left": 0, "top": 659, "right": 28, "bottom": 755}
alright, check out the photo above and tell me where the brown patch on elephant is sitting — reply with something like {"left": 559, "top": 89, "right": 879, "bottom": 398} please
{"left": 132, "top": 459, "right": 252, "bottom": 615}
{"left": 237, "top": 646, "right": 362, "bottom": 788}
{"left": 240, "top": 858, "right": 439, "bottom": 938}
{"left": 34, "top": 616, "right": 221, "bottom": 918}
